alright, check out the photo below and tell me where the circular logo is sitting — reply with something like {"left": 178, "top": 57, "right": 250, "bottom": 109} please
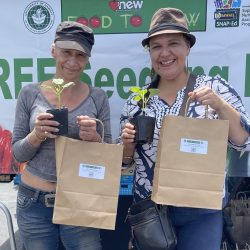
{"left": 215, "top": 12, "right": 222, "bottom": 19}
{"left": 23, "top": 1, "right": 55, "bottom": 34}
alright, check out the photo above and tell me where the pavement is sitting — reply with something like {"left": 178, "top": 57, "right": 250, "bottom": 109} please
{"left": 0, "top": 180, "right": 23, "bottom": 250}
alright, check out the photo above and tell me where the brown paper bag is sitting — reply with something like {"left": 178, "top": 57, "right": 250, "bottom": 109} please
{"left": 53, "top": 135, "right": 123, "bottom": 230}
{"left": 152, "top": 113, "right": 229, "bottom": 209}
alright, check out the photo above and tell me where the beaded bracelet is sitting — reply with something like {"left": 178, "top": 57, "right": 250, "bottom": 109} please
{"left": 122, "top": 156, "right": 134, "bottom": 167}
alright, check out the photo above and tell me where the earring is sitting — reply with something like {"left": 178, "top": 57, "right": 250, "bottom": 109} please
{"left": 144, "top": 45, "right": 149, "bottom": 52}
{"left": 186, "top": 56, "right": 189, "bottom": 72}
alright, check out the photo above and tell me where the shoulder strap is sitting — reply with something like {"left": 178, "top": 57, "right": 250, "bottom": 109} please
{"left": 178, "top": 74, "right": 197, "bottom": 116}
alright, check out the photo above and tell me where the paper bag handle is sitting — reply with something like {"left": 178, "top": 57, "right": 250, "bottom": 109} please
{"left": 90, "top": 118, "right": 105, "bottom": 143}
{"left": 184, "top": 96, "right": 208, "bottom": 118}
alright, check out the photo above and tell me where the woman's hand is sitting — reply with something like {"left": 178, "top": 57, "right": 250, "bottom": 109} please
{"left": 189, "top": 86, "right": 249, "bottom": 145}
{"left": 188, "top": 86, "right": 226, "bottom": 112}
{"left": 121, "top": 122, "right": 136, "bottom": 145}
{"left": 77, "top": 115, "right": 101, "bottom": 142}
{"left": 29, "top": 112, "right": 59, "bottom": 146}
{"left": 121, "top": 122, "right": 136, "bottom": 163}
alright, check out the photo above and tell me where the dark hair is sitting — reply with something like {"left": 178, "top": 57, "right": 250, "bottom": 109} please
{"left": 149, "top": 74, "right": 160, "bottom": 89}
{"left": 183, "top": 34, "right": 191, "bottom": 47}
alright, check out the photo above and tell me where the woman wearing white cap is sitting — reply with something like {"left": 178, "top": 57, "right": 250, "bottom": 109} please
{"left": 120, "top": 8, "right": 250, "bottom": 250}
{"left": 12, "top": 21, "right": 111, "bottom": 250}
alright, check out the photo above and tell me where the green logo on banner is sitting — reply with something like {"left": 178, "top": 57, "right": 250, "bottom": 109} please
{"left": 62, "top": 0, "right": 207, "bottom": 33}
{"left": 23, "top": 1, "right": 55, "bottom": 34}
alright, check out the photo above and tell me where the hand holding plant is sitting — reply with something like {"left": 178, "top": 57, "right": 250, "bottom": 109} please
{"left": 128, "top": 86, "right": 158, "bottom": 144}
{"left": 40, "top": 78, "right": 75, "bottom": 135}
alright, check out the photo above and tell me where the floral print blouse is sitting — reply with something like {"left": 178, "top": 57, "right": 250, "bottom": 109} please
{"left": 119, "top": 74, "right": 250, "bottom": 201}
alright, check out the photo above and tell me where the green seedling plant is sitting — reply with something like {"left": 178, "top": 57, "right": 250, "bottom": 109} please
{"left": 41, "top": 78, "right": 75, "bottom": 109}
{"left": 130, "top": 87, "right": 159, "bottom": 115}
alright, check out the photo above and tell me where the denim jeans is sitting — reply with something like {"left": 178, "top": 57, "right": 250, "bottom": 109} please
{"left": 17, "top": 182, "right": 102, "bottom": 250}
{"left": 169, "top": 206, "right": 223, "bottom": 250}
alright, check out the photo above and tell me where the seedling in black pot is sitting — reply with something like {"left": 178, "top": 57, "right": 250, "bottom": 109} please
{"left": 129, "top": 87, "right": 158, "bottom": 144}
{"left": 41, "top": 78, "right": 74, "bottom": 135}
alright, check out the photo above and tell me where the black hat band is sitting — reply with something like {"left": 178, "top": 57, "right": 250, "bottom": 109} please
{"left": 148, "top": 23, "right": 190, "bottom": 37}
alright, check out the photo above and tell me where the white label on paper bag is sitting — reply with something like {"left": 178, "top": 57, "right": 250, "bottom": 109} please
{"left": 180, "top": 138, "right": 208, "bottom": 154}
{"left": 79, "top": 164, "right": 105, "bottom": 179}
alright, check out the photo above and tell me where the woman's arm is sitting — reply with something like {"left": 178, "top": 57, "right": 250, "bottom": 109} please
{"left": 189, "top": 80, "right": 249, "bottom": 145}
{"left": 12, "top": 85, "right": 40, "bottom": 162}
{"left": 121, "top": 122, "right": 136, "bottom": 164}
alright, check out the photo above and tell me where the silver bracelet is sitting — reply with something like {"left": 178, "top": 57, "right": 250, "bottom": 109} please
{"left": 123, "top": 156, "right": 133, "bottom": 160}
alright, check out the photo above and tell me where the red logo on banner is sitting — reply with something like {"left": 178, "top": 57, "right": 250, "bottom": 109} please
{"left": 109, "top": 0, "right": 119, "bottom": 11}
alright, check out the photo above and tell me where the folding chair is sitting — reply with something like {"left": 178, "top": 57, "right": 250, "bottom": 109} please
{"left": 0, "top": 201, "right": 17, "bottom": 250}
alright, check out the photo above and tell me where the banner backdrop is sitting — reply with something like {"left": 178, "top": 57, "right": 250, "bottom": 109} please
{"left": 0, "top": 0, "right": 249, "bottom": 173}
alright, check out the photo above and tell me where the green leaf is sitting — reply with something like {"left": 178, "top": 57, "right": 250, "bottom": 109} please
{"left": 133, "top": 95, "right": 142, "bottom": 101}
{"left": 129, "top": 86, "right": 158, "bottom": 113}
{"left": 129, "top": 87, "right": 141, "bottom": 93}
{"left": 149, "top": 88, "right": 159, "bottom": 97}
{"left": 141, "top": 89, "right": 148, "bottom": 96}
{"left": 41, "top": 78, "right": 75, "bottom": 109}
{"left": 62, "top": 82, "right": 75, "bottom": 89}
{"left": 52, "top": 78, "right": 64, "bottom": 85}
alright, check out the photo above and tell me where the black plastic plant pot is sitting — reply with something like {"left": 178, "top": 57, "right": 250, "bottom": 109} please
{"left": 129, "top": 116, "right": 156, "bottom": 144}
{"left": 47, "top": 107, "right": 68, "bottom": 135}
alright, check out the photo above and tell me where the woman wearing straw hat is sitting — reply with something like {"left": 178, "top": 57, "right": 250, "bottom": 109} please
{"left": 120, "top": 7, "right": 250, "bottom": 250}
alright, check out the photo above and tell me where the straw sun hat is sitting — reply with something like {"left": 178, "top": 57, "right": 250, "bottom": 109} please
{"left": 142, "top": 8, "right": 196, "bottom": 48}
